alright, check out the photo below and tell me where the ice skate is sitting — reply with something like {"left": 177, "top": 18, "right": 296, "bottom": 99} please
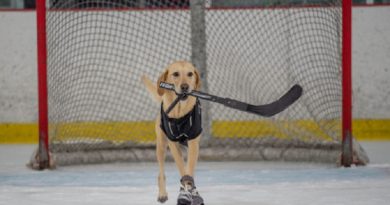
{"left": 177, "top": 175, "right": 204, "bottom": 205}
{"left": 189, "top": 186, "right": 204, "bottom": 205}
{"left": 177, "top": 185, "right": 193, "bottom": 205}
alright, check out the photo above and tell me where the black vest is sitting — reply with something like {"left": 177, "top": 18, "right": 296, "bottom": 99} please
{"left": 160, "top": 100, "right": 202, "bottom": 145}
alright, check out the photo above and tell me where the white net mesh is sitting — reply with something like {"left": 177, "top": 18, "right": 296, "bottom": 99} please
{"left": 43, "top": 0, "right": 368, "bottom": 165}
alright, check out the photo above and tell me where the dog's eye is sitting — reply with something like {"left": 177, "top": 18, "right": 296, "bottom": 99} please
{"left": 187, "top": 72, "right": 193, "bottom": 77}
{"left": 172, "top": 72, "right": 179, "bottom": 77}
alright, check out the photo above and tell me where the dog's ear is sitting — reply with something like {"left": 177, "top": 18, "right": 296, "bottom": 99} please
{"left": 157, "top": 70, "right": 169, "bottom": 96}
{"left": 194, "top": 69, "right": 201, "bottom": 90}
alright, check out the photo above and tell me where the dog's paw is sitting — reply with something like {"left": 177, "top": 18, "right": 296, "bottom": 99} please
{"left": 157, "top": 194, "right": 168, "bottom": 203}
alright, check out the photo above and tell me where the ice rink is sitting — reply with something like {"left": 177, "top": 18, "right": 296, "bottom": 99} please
{"left": 1, "top": 142, "right": 390, "bottom": 205}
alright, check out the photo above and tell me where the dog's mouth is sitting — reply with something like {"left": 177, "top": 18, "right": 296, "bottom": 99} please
{"left": 180, "top": 94, "right": 189, "bottom": 101}
{"left": 176, "top": 88, "right": 191, "bottom": 101}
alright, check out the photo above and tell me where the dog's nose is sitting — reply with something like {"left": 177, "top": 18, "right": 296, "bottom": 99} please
{"left": 180, "top": 84, "right": 189, "bottom": 92}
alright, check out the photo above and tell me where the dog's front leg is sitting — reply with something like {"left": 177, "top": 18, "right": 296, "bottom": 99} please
{"left": 186, "top": 136, "right": 200, "bottom": 177}
{"left": 156, "top": 124, "right": 168, "bottom": 203}
{"left": 177, "top": 136, "right": 204, "bottom": 205}
{"left": 168, "top": 141, "right": 186, "bottom": 176}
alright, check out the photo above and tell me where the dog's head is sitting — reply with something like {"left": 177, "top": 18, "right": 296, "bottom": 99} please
{"left": 157, "top": 61, "right": 201, "bottom": 98}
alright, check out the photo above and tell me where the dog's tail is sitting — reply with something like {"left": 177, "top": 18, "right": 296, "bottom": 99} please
{"left": 141, "top": 75, "right": 162, "bottom": 103}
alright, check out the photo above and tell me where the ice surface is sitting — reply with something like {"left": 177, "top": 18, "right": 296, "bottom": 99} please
{"left": 1, "top": 143, "right": 390, "bottom": 205}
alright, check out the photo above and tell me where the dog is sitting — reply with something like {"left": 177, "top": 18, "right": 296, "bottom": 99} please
{"left": 142, "top": 61, "right": 204, "bottom": 205}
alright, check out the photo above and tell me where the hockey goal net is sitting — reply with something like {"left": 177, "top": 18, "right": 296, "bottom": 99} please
{"left": 32, "top": 0, "right": 369, "bottom": 168}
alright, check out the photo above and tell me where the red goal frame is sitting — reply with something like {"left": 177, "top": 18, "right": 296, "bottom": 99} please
{"left": 36, "top": 0, "right": 50, "bottom": 169}
{"left": 35, "top": 0, "right": 354, "bottom": 169}
{"left": 342, "top": 0, "right": 353, "bottom": 167}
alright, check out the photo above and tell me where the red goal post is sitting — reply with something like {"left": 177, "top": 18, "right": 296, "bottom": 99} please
{"left": 33, "top": 0, "right": 367, "bottom": 169}
{"left": 36, "top": 0, "right": 50, "bottom": 169}
{"left": 341, "top": 0, "right": 353, "bottom": 167}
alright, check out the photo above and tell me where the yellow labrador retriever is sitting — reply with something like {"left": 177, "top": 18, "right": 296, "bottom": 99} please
{"left": 142, "top": 61, "right": 204, "bottom": 205}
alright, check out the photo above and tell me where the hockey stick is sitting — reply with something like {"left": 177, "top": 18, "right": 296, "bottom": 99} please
{"left": 159, "top": 82, "right": 303, "bottom": 117}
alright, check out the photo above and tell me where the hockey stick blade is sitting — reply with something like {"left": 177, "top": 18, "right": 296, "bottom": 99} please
{"left": 246, "top": 84, "right": 303, "bottom": 117}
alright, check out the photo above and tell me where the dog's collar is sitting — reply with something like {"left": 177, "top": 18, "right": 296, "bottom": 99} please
{"left": 161, "top": 101, "right": 196, "bottom": 122}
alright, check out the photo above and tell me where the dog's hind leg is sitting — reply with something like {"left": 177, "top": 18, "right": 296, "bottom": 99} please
{"left": 156, "top": 122, "right": 169, "bottom": 203}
